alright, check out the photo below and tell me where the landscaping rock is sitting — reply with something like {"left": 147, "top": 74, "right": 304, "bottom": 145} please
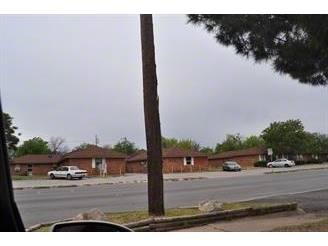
{"left": 72, "top": 208, "right": 107, "bottom": 221}
{"left": 198, "top": 200, "right": 223, "bottom": 212}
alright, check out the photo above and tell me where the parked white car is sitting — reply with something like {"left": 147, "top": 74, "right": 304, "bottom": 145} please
{"left": 267, "top": 158, "right": 295, "bottom": 168}
{"left": 48, "top": 166, "right": 88, "bottom": 180}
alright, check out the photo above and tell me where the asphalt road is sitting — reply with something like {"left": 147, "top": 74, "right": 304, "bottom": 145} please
{"left": 14, "top": 168, "right": 328, "bottom": 228}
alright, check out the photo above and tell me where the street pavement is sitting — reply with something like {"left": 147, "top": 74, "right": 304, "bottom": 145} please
{"left": 13, "top": 163, "right": 328, "bottom": 232}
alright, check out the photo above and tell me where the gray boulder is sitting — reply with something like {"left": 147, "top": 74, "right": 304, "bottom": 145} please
{"left": 198, "top": 200, "right": 223, "bottom": 212}
{"left": 72, "top": 208, "right": 107, "bottom": 221}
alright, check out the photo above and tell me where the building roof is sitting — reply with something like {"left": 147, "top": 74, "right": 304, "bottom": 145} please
{"left": 209, "top": 147, "right": 266, "bottom": 160}
{"left": 127, "top": 147, "right": 208, "bottom": 162}
{"left": 164, "top": 147, "right": 208, "bottom": 158}
{"left": 61, "top": 145, "right": 127, "bottom": 159}
{"left": 11, "top": 154, "right": 62, "bottom": 165}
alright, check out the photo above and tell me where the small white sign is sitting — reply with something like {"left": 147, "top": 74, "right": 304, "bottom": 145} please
{"left": 267, "top": 148, "right": 273, "bottom": 155}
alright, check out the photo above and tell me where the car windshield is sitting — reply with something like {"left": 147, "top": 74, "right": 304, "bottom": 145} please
{"left": 1, "top": 14, "right": 328, "bottom": 236}
{"left": 226, "top": 162, "right": 238, "bottom": 166}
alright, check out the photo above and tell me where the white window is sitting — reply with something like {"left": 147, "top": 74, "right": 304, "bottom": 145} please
{"left": 140, "top": 161, "right": 147, "bottom": 167}
{"left": 259, "top": 155, "right": 266, "bottom": 161}
{"left": 184, "top": 156, "right": 194, "bottom": 166}
{"left": 27, "top": 164, "right": 33, "bottom": 175}
{"left": 92, "top": 158, "right": 103, "bottom": 169}
{"left": 296, "top": 154, "right": 303, "bottom": 161}
{"left": 14, "top": 165, "right": 21, "bottom": 173}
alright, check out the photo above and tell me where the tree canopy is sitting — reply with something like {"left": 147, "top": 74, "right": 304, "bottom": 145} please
{"left": 15, "top": 137, "right": 51, "bottom": 157}
{"left": 3, "top": 112, "right": 20, "bottom": 157}
{"left": 187, "top": 14, "right": 328, "bottom": 86}
{"left": 215, "top": 134, "right": 243, "bottom": 152}
{"left": 261, "top": 119, "right": 308, "bottom": 155}
{"left": 243, "top": 135, "right": 266, "bottom": 149}
{"left": 72, "top": 143, "right": 93, "bottom": 151}
{"left": 48, "top": 136, "right": 69, "bottom": 154}
{"left": 162, "top": 137, "right": 200, "bottom": 151}
{"left": 305, "top": 132, "right": 328, "bottom": 155}
{"left": 112, "top": 137, "right": 139, "bottom": 155}
{"left": 214, "top": 134, "right": 265, "bottom": 153}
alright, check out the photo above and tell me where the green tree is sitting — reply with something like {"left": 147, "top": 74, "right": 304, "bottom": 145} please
{"left": 261, "top": 119, "right": 308, "bottom": 156}
{"left": 162, "top": 137, "right": 201, "bottom": 151}
{"left": 3, "top": 112, "right": 21, "bottom": 158}
{"left": 140, "top": 14, "right": 164, "bottom": 216}
{"left": 243, "top": 135, "right": 266, "bottom": 149}
{"left": 199, "top": 146, "right": 214, "bottom": 155}
{"left": 178, "top": 139, "right": 200, "bottom": 151}
{"left": 215, "top": 134, "right": 243, "bottom": 152}
{"left": 187, "top": 14, "right": 328, "bottom": 86}
{"left": 112, "top": 137, "right": 138, "bottom": 155}
{"left": 72, "top": 143, "right": 93, "bottom": 151}
{"left": 161, "top": 137, "right": 179, "bottom": 148}
{"left": 306, "top": 132, "right": 328, "bottom": 155}
{"left": 15, "top": 137, "right": 51, "bottom": 157}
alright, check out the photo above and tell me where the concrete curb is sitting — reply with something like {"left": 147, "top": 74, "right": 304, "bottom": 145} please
{"left": 27, "top": 203, "right": 298, "bottom": 232}
{"left": 13, "top": 177, "right": 206, "bottom": 190}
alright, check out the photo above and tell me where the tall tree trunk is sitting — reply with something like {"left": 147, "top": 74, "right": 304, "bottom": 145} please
{"left": 140, "top": 14, "right": 165, "bottom": 216}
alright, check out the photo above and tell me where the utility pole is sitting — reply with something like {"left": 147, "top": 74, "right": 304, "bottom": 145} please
{"left": 140, "top": 14, "right": 165, "bottom": 216}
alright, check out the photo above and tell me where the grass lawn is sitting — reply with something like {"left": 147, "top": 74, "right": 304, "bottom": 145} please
{"left": 12, "top": 174, "right": 48, "bottom": 180}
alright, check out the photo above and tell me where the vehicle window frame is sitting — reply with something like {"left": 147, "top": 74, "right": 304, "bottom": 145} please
{"left": 0, "top": 99, "right": 26, "bottom": 231}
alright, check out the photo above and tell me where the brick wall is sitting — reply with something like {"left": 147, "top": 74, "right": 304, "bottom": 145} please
{"left": 126, "top": 161, "right": 147, "bottom": 173}
{"left": 59, "top": 158, "right": 126, "bottom": 176}
{"left": 163, "top": 157, "right": 209, "bottom": 173}
{"left": 10, "top": 163, "right": 54, "bottom": 176}
{"left": 126, "top": 157, "right": 209, "bottom": 174}
{"left": 107, "top": 158, "right": 126, "bottom": 175}
{"left": 209, "top": 155, "right": 260, "bottom": 169}
{"left": 60, "top": 158, "right": 94, "bottom": 174}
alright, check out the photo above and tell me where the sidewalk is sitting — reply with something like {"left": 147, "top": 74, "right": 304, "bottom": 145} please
{"left": 172, "top": 209, "right": 326, "bottom": 232}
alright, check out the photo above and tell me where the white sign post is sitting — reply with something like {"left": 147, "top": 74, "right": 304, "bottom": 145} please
{"left": 267, "top": 148, "right": 273, "bottom": 161}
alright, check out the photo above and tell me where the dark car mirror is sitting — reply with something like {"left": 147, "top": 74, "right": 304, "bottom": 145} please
{"left": 50, "top": 220, "right": 133, "bottom": 232}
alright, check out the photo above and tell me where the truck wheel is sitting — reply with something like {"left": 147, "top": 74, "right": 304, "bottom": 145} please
{"left": 67, "top": 174, "right": 72, "bottom": 180}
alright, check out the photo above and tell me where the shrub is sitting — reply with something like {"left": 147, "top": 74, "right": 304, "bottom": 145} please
{"left": 311, "top": 159, "right": 323, "bottom": 164}
{"left": 295, "top": 160, "right": 306, "bottom": 165}
{"left": 254, "top": 161, "right": 268, "bottom": 167}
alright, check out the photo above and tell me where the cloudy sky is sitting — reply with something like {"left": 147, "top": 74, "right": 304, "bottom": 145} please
{"left": 1, "top": 13, "right": 327, "bottom": 150}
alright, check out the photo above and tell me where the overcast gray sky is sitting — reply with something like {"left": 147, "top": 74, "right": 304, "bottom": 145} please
{"left": 1, "top": 14, "right": 327, "bottom": 150}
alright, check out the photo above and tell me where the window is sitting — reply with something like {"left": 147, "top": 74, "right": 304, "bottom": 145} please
{"left": 92, "top": 158, "right": 103, "bottom": 170}
{"left": 14, "top": 165, "right": 21, "bottom": 173}
{"left": 140, "top": 161, "right": 147, "bottom": 167}
{"left": 92, "top": 158, "right": 103, "bottom": 169}
{"left": 27, "top": 164, "right": 33, "bottom": 175}
{"left": 259, "top": 155, "right": 266, "bottom": 161}
{"left": 184, "top": 156, "right": 194, "bottom": 166}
